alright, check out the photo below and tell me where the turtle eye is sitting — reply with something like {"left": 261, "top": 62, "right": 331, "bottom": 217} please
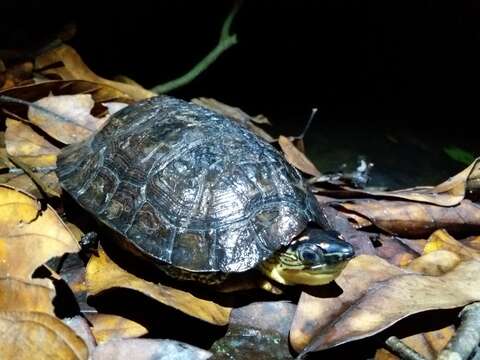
{"left": 299, "top": 247, "right": 323, "bottom": 265}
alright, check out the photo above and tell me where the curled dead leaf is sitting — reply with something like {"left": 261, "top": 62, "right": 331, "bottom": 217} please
{"left": 87, "top": 314, "right": 148, "bottom": 344}
{"left": 0, "top": 311, "right": 88, "bottom": 359}
{"left": 336, "top": 199, "right": 480, "bottom": 237}
{"left": 28, "top": 94, "right": 108, "bottom": 144}
{"left": 5, "top": 118, "right": 59, "bottom": 167}
{"left": 423, "top": 229, "right": 480, "bottom": 260}
{"left": 0, "top": 172, "right": 60, "bottom": 198}
{"left": 35, "top": 45, "right": 155, "bottom": 100}
{"left": 86, "top": 248, "right": 231, "bottom": 326}
{"left": 278, "top": 135, "right": 321, "bottom": 177}
{"left": 0, "top": 184, "right": 79, "bottom": 279}
{"left": 0, "top": 277, "right": 55, "bottom": 314}
{"left": 292, "top": 254, "right": 480, "bottom": 356}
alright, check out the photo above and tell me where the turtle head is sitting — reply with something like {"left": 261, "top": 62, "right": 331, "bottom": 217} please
{"left": 259, "top": 229, "right": 354, "bottom": 286}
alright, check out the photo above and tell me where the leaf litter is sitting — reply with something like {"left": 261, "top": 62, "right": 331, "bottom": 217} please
{"left": 0, "top": 38, "right": 479, "bottom": 360}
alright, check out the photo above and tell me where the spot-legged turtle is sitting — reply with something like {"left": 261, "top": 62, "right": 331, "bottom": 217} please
{"left": 57, "top": 96, "right": 354, "bottom": 287}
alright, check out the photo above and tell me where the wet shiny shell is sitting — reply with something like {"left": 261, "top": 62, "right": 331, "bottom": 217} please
{"left": 57, "top": 96, "right": 324, "bottom": 273}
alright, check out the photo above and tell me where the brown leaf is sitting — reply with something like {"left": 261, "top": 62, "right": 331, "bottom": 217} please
{"left": 192, "top": 97, "right": 275, "bottom": 142}
{"left": 63, "top": 316, "right": 97, "bottom": 355}
{"left": 0, "top": 277, "right": 55, "bottom": 314}
{"left": 5, "top": 118, "right": 59, "bottom": 167}
{"left": 86, "top": 248, "right": 231, "bottom": 326}
{"left": 316, "top": 158, "right": 480, "bottom": 206}
{"left": 35, "top": 45, "right": 155, "bottom": 100}
{"left": 336, "top": 199, "right": 480, "bottom": 237}
{"left": 423, "top": 229, "right": 480, "bottom": 260}
{"left": 278, "top": 135, "right": 321, "bottom": 177}
{"left": 28, "top": 94, "right": 108, "bottom": 144}
{"left": 290, "top": 255, "right": 404, "bottom": 352}
{"left": 0, "top": 184, "right": 80, "bottom": 279}
{"left": 0, "top": 61, "right": 33, "bottom": 91}
{"left": 92, "top": 339, "right": 211, "bottom": 360}
{"left": 87, "top": 314, "right": 148, "bottom": 344}
{"left": 405, "top": 250, "right": 462, "bottom": 275}
{"left": 0, "top": 172, "right": 60, "bottom": 198}
{"left": 292, "top": 255, "right": 480, "bottom": 355}
{"left": 0, "top": 311, "right": 88, "bottom": 359}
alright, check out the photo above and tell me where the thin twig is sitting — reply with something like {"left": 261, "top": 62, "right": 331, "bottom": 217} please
{"left": 385, "top": 336, "right": 427, "bottom": 360}
{"left": 437, "top": 303, "right": 480, "bottom": 360}
{"left": 150, "top": 1, "right": 242, "bottom": 94}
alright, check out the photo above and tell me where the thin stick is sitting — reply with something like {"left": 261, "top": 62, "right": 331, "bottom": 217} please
{"left": 151, "top": 1, "right": 242, "bottom": 94}
{"left": 385, "top": 336, "right": 427, "bottom": 360}
{"left": 438, "top": 303, "right": 480, "bottom": 360}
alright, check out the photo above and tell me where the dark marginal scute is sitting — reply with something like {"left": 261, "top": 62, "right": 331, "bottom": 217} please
{"left": 57, "top": 96, "right": 323, "bottom": 273}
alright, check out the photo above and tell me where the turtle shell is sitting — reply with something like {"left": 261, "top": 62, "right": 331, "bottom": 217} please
{"left": 57, "top": 96, "right": 325, "bottom": 273}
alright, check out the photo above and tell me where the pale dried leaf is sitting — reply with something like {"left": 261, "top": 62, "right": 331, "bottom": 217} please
{"left": 0, "top": 184, "right": 80, "bottom": 279}
{"left": 87, "top": 314, "right": 148, "bottom": 344}
{"left": 86, "top": 248, "right": 231, "bottom": 326}
{"left": 5, "top": 118, "right": 59, "bottom": 168}
{"left": 278, "top": 135, "right": 320, "bottom": 176}
{"left": 28, "top": 94, "right": 107, "bottom": 144}
{"left": 0, "top": 311, "right": 88, "bottom": 359}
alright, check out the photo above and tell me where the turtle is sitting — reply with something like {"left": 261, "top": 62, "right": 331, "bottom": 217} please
{"left": 56, "top": 95, "right": 354, "bottom": 288}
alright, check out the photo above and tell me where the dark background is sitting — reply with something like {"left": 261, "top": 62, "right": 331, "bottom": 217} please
{"left": 0, "top": 0, "right": 478, "bottom": 186}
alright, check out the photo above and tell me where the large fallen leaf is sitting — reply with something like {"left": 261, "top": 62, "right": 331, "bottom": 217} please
{"left": 423, "top": 229, "right": 480, "bottom": 260}
{"left": 291, "top": 254, "right": 480, "bottom": 355}
{"left": 192, "top": 97, "right": 275, "bottom": 143}
{"left": 86, "top": 248, "right": 231, "bottom": 326}
{"left": 28, "top": 94, "right": 108, "bottom": 144}
{"left": 0, "top": 277, "right": 54, "bottom": 314}
{"left": 63, "top": 316, "right": 97, "bottom": 355}
{"left": 336, "top": 198, "right": 480, "bottom": 237}
{"left": 278, "top": 135, "right": 321, "bottom": 177}
{"left": 35, "top": 45, "right": 155, "bottom": 100}
{"left": 0, "top": 311, "right": 88, "bottom": 359}
{"left": 5, "top": 118, "right": 59, "bottom": 167}
{"left": 315, "top": 158, "right": 480, "bottom": 206}
{"left": 87, "top": 314, "right": 148, "bottom": 344}
{"left": 92, "top": 338, "right": 211, "bottom": 360}
{"left": 0, "top": 184, "right": 80, "bottom": 279}
{"left": 0, "top": 172, "right": 60, "bottom": 198}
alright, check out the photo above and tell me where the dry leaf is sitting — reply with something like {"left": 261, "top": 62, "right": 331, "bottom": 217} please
{"left": 28, "top": 94, "right": 108, "bottom": 144}
{"left": 405, "top": 250, "right": 462, "bottom": 275}
{"left": 0, "top": 184, "right": 80, "bottom": 279}
{"left": 0, "top": 277, "right": 55, "bottom": 314}
{"left": 0, "top": 311, "right": 88, "bottom": 359}
{"left": 336, "top": 199, "right": 480, "bottom": 237}
{"left": 5, "top": 118, "right": 59, "bottom": 167}
{"left": 423, "top": 229, "right": 480, "bottom": 260}
{"left": 86, "top": 248, "right": 231, "bottom": 326}
{"left": 63, "top": 316, "right": 97, "bottom": 355}
{"left": 92, "top": 338, "right": 211, "bottom": 360}
{"left": 87, "top": 314, "right": 148, "bottom": 344}
{"left": 292, "top": 254, "right": 480, "bottom": 355}
{"left": 0, "top": 172, "right": 60, "bottom": 198}
{"left": 278, "top": 135, "right": 320, "bottom": 176}
{"left": 316, "top": 158, "right": 480, "bottom": 206}
{"left": 192, "top": 97, "right": 275, "bottom": 142}
{"left": 35, "top": 45, "right": 155, "bottom": 100}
